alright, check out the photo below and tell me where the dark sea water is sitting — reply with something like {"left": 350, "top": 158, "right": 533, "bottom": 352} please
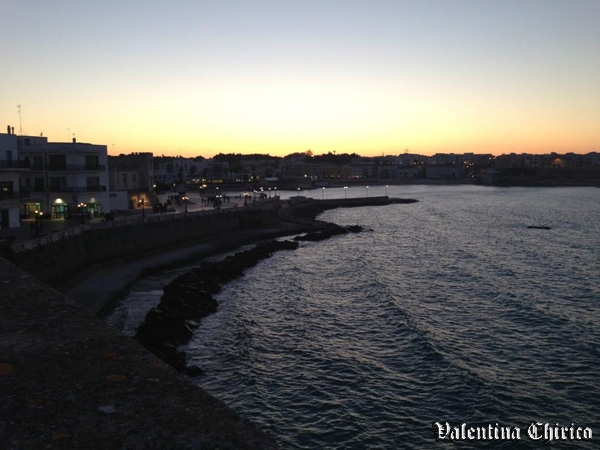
{"left": 112, "top": 186, "right": 600, "bottom": 449}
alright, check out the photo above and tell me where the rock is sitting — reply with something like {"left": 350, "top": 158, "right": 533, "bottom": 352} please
{"left": 136, "top": 239, "right": 309, "bottom": 372}
{"left": 185, "top": 365, "right": 205, "bottom": 377}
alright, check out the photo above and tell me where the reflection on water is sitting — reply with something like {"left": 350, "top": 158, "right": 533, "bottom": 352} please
{"left": 114, "top": 186, "right": 600, "bottom": 449}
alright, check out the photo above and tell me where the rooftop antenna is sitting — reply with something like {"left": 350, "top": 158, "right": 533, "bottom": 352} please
{"left": 17, "top": 105, "right": 22, "bottom": 135}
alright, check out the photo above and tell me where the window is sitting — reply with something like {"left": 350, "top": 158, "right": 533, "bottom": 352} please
{"left": 86, "top": 176, "right": 101, "bottom": 191}
{"left": 85, "top": 154, "right": 99, "bottom": 170}
{"left": 48, "top": 154, "right": 66, "bottom": 170}
{"left": 34, "top": 178, "right": 45, "bottom": 191}
{"left": 0, "top": 181, "right": 13, "bottom": 194}
{"left": 33, "top": 156, "right": 43, "bottom": 170}
{"left": 49, "top": 177, "right": 67, "bottom": 190}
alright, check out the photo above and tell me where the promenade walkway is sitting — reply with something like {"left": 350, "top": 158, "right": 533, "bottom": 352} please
{"left": 60, "top": 220, "right": 311, "bottom": 315}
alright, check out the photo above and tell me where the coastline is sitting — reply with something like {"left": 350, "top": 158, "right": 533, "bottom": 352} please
{"left": 1, "top": 197, "right": 418, "bottom": 449}
{"left": 61, "top": 219, "right": 325, "bottom": 316}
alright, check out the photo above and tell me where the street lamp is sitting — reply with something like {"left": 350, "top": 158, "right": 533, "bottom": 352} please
{"left": 138, "top": 198, "right": 146, "bottom": 217}
{"left": 77, "top": 202, "right": 86, "bottom": 224}
{"left": 182, "top": 195, "right": 189, "bottom": 213}
{"left": 344, "top": 186, "right": 348, "bottom": 198}
{"left": 33, "top": 210, "right": 43, "bottom": 236}
{"left": 366, "top": 186, "right": 369, "bottom": 197}
{"left": 385, "top": 185, "right": 389, "bottom": 196}
{"left": 322, "top": 187, "right": 325, "bottom": 199}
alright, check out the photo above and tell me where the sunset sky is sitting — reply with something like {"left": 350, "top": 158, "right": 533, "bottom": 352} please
{"left": 1, "top": 0, "right": 599, "bottom": 157}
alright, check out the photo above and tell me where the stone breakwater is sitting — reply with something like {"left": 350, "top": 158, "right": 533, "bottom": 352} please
{"left": 136, "top": 239, "right": 300, "bottom": 373}
{"left": 286, "top": 196, "right": 418, "bottom": 220}
{"left": 293, "top": 224, "right": 364, "bottom": 242}
{"left": 135, "top": 226, "right": 364, "bottom": 373}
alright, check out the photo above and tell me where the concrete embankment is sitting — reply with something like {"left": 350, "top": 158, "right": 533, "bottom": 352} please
{"left": 286, "top": 196, "right": 418, "bottom": 219}
{"left": 5, "top": 208, "right": 280, "bottom": 287}
{"left": 0, "top": 256, "right": 279, "bottom": 450}
{"left": 63, "top": 221, "right": 318, "bottom": 316}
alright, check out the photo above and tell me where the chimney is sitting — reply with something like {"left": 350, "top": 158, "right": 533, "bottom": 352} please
{"left": 72, "top": 137, "right": 76, "bottom": 143}
{"left": 11, "top": 127, "right": 15, "bottom": 134}
{"left": 6, "top": 125, "right": 10, "bottom": 134}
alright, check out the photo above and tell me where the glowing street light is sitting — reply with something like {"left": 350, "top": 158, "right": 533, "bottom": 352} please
{"left": 182, "top": 195, "right": 189, "bottom": 213}
{"left": 77, "top": 202, "right": 86, "bottom": 224}
{"left": 366, "top": 186, "right": 369, "bottom": 197}
{"left": 385, "top": 184, "right": 389, "bottom": 196}
{"left": 322, "top": 186, "right": 325, "bottom": 199}
{"left": 344, "top": 186, "right": 348, "bottom": 198}
{"left": 138, "top": 197, "right": 146, "bottom": 217}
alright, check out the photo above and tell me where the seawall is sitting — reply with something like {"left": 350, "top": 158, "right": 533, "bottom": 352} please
{"left": 0, "top": 256, "right": 279, "bottom": 449}
{"left": 5, "top": 208, "right": 279, "bottom": 286}
{"left": 286, "top": 195, "right": 418, "bottom": 219}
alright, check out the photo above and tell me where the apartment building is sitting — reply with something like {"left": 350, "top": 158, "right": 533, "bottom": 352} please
{"left": 18, "top": 135, "right": 109, "bottom": 219}
{"left": 0, "top": 126, "right": 28, "bottom": 228}
{"left": 108, "top": 152, "right": 155, "bottom": 210}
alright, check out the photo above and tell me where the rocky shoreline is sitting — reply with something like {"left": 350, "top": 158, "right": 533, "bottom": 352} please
{"left": 135, "top": 225, "right": 364, "bottom": 373}
{"left": 0, "top": 196, "right": 418, "bottom": 449}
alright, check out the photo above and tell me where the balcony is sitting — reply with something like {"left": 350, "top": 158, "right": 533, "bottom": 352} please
{"left": 0, "top": 160, "right": 30, "bottom": 169}
{"left": 20, "top": 185, "right": 107, "bottom": 193}
{"left": 0, "top": 190, "right": 29, "bottom": 200}
{"left": 44, "top": 164, "right": 106, "bottom": 171}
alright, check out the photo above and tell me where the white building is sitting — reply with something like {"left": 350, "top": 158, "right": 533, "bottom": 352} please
{"left": 18, "top": 135, "right": 109, "bottom": 219}
{"left": 0, "top": 126, "right": 28, "bottom": 228}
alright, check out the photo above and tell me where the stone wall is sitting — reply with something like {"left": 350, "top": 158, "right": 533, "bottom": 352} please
{"left": 0, "top": 256, "right": 279, "bottom": 449}
{"left": 6, "top": 209, "right": 279, "bottom": 286}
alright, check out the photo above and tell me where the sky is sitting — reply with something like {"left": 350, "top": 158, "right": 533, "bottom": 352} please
{"left": 1, "top": 0, "right": 599, "bottom": 157}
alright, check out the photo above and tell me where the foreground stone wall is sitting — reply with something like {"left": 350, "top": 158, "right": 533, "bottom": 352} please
{"left": 0, "top": 257, "right": 279, "bottom": 449}
{"left": 6, "top": 209, "right": 279, "bottom": 286}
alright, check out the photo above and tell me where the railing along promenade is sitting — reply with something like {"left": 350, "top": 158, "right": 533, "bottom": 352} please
{"left": 10, "top": 206, "right": 248, "bottom": 253}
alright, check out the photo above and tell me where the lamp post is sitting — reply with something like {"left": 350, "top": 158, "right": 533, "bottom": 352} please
{"left": 33, "top": 210, "right": 43, "bottom": 236}
{"left": 322, "top": 186, "right": 325, "bottom": 199}
{"left": 182, "top": 195, "right": 189, "bottom": 213}
{"left": 344, "top": 186, "right": 348, "bottom": 198}
{"left": 139, "top": 198, "right": 146, "bottom": 217}
{"left": 77, "top": 202, "right": 86, "bottom": 224}
{"left": 385, "top": 184, "right": 389, "bottom": 196}
{"left": 366, "top": 186, "right": 369, "bottom": 197}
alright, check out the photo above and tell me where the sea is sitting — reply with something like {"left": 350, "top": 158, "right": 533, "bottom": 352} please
{"left": 109, "top": 185, "right": 600, "bottom": 449}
